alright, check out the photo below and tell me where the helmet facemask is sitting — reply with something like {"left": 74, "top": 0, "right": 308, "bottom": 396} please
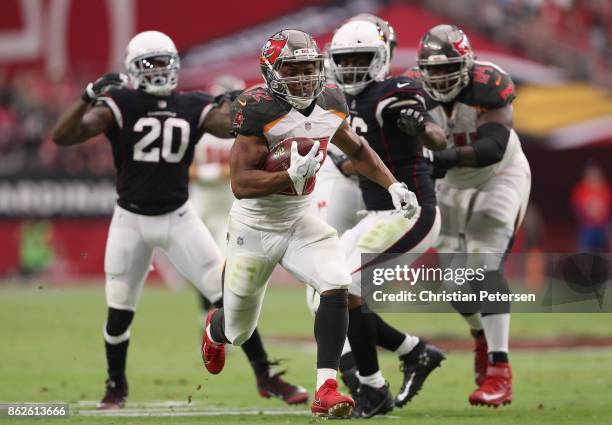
{"left": 329, "top": 48, "right": 385, "bottom": 95}
{"left": 418, "top": 56, "right": 471, "bottom": 102}
{"left": 127, "top": 52, "right": 180, "bottom": 96}
{"left": 327, "top": 20, "right": 391, "bottom": 96}
{"left": 264, "top": 56, "right": 325, "bottom": 110}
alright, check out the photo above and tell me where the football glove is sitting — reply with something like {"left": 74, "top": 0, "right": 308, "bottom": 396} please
{"left": 388, "top": 182, "right": 419, "bottom": 218}
{"left": 214, "top": 89, "right": 243, "bottom": 106}
{"left": 397, "top": 107, "right": 426, "bottom": 136}
{"left": 82, "top": 73, "right": 127, "bottom": 103}
{"left": 287, "top": 140, "right": 322, "bottom": 195}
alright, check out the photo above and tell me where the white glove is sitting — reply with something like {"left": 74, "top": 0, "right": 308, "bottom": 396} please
{"left": 287, "top": 140, "right": 321, "bottom": 195}
{"left": 388, "top": 182, "right": 419, "bottom": 218}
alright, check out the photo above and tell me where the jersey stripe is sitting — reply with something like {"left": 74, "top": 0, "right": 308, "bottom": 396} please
{"left": 98, "top": 96, "right": 123, "bottom": 128}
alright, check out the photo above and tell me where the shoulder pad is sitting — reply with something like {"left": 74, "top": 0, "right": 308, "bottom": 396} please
{"left": 379, "top": 76, "right": 427, "bottom": 113}
{"left": 318, "top": 84, "right": 348, "bottom": 117}
{"left": 462, "top": 62, "right": 516, "bottom": 109}
{"left": 230, "top": 87, "right": 286, "bottom": 137}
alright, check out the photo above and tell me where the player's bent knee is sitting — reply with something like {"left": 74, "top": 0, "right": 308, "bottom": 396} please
{"left": 105, "top": 278, "right": 137, "bottom": 311}
{"left": 225, "top": 255, "right": 270, "bottom": 297}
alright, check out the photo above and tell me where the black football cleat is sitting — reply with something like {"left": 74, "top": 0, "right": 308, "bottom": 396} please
{"left": 97, "top": 375, "right": 128, "bottom": 410}
{"left": 352, "top": 382, "right": 394, "bottom": 419}
{"left": 340, "top": 366, "right": 360, "bottom": 400}
{"left": 395, "top": 342, "right": 445, "bottom": 407}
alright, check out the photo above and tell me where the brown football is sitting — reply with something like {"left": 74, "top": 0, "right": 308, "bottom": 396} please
{"left": 263, "top": 137, "right": 318, "bottom": 172}
{"left": 263, "top": 137, "right": 327, "bottom": 195}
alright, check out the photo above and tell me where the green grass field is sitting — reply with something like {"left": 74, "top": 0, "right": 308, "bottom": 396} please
{"left": 1, "top": 283, "right": 611, "bottom": 424}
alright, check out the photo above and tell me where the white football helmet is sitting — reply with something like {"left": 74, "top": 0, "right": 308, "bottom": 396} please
{"left": 328, "top": 20, "right": 391, "bottom": 95}
{"left": 124, "top": 31, "right": 180, "bottom": 96}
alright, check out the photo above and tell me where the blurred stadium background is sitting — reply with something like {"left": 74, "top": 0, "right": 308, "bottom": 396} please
{"left": 0, "top": 0, "right": 611, "bottom": 423}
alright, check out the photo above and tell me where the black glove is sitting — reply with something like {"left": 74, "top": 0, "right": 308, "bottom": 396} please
{"left": 214, "top": 89, "right": 243, "bottom": 106}
{"left": 423, "top": 147, "right": 460, "bottom": 179}
{"left": 397, "top": 107, "right": 426, "bottom": 136}
{"left": 327, "top": 150, "right": 351, "bottom": 177}
{"left": 82, "top": 73, "right": 127, "bottom": 103}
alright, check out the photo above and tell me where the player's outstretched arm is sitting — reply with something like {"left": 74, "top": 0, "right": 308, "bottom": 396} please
{"left": 229, "top": 134, "right": 293, "bottom": 199}
{"left": 199, "top": 102, "right": 233, "bottom": 139}
{"left": 52, "top": 101, "right": 114, "bottom": 146}
{"left": 331, "top": 120, "right": 396, "bottom": 189}
{"left": 332, "top": 121, "right": 418, "bottom": 217}
{"left": 53, "top": 73, "right": 125, "bottom": 146}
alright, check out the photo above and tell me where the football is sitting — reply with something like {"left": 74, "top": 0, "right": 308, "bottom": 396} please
{"left": 263, "top": 137, "right": 326, "bottom": 195}
{"left": 263, "top": 137, "right": 319, "bottom": 172}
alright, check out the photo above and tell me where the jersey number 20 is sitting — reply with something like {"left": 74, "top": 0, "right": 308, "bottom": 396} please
{"left": 133, "top": 117, "right": 190, "bottom": 163}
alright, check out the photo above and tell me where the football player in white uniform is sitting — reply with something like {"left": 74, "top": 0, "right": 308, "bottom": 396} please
{"left": 200, "top": 29, "right": 419, "bottom": 419}
{"left": 52, "top": 31, "right": 307, "bottom": 409}
{"left": 415, "top": 25, "right": 531, "bottom": 407}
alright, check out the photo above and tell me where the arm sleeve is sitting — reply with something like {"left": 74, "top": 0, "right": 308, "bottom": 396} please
{"left": 471, "top": 122, "right": 510, "bottom": 166}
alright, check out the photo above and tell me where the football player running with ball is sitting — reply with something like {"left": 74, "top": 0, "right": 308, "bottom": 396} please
{"left": 414, "top": 25, "right": 531, "bottom": 407}
{"left": 325, "top": 18, "right": 449, "bottom": 417}
{"left": 201, "top": 29, "right": 418, "bottom": 419}
{"left": 52, "top": 31, "right": 307, "bottom": 409}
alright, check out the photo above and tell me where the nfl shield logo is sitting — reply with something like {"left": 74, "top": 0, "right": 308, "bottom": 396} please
{"left": 158, "top": 100, "right": 167, "bottom": 109}
{"left": 305, "top": 121, "right": 311, "bottom": 131}
{"left": 237, "top": 236, "right": 244, "bottom": 246}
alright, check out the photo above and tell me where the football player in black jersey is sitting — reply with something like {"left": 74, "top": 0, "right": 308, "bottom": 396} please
{"left": 414, "top": 25, "right": 531, "bottom": 407}
{"left": 52, "top": 30, "right": 307, "bottom": 409}
{"left": 326, "top": 18, "right": 448, "bottom": 417}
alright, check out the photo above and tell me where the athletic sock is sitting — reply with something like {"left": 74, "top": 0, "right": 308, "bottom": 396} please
{"left": 358, "top": 370, "right": 385, "bottom": 389}
{"left": 373, "top": 312, "right": 409, "bottom": 352}
{"left": 314, "top": 293, "right": 348, "bottom": 370}
{"left": 104, "top": 308, "right": 134, "bottom": 380}
{"left": 240, "top": 328, "right": 269, "bottom": 374}
{"left": 394, "top": 334, "right": 420, "bottom": 356}
{"left": 482, "top": 313, "right": 510, "bottom": 356}
{"left": 316, "top": 368, "right": 337, "bottom": 391}
{"left": 347, "top": 307, "right": 379, "bottom": 376}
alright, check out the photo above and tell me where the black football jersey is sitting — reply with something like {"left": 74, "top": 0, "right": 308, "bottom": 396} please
{"left": 345, "top": 76, "right": 436, "bottom": 210}
{"left": 97, "top": 88, "right": 213, "bottom": 215}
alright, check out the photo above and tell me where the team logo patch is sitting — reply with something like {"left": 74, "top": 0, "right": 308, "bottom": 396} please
{"left": 233, "top": 110, "right": 244, "bottom": 129}
{"left": 237, "top": 236, "right": 244, "bottom": 246}
{"left": 261, "top": 35, "right": 288, "bottom": 65}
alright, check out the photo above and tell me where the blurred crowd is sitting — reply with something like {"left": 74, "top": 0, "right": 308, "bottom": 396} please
{"left": 0, "top": 70, "right": 114, "bottom": 177}
{"left": 421, "top": 0, "right": 612, "bottom": 88}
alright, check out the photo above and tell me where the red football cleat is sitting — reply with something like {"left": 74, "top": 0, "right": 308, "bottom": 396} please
{"left": 471, "top": 329, "right": 488, "bottom": 386}
{"left": 256, "top": 366, "right": 309, "bottom": 405}
{"left": 311, "top": 379, "right": 354, "bottom": 418}
{"left": 201, "top": 309, "right": 225, "bottom": 374}
{"left": 469, "top": 363, "right": 512, "bottom": 407}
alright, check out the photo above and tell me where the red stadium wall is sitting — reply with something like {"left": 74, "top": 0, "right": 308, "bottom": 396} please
{"left": 0, "top": 0, "right": 334, "bottom": 78}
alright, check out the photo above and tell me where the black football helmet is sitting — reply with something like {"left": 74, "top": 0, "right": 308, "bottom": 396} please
{"left": 417, "top": 24, "right": 474, "bottom": 102}
{"left": 260, "top": 29, "right": 325, "bottom": 109}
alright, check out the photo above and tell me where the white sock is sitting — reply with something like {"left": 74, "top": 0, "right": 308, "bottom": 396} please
{"left": 206, "top": 324, "right": 221, "bottom": 345}
{"left": 463, "top": 313, "right": 483, "bottom": 331}
{"left": 482, "top": 313, "right": 510, "bottom": 353}
{"left": 358, "top": 370, "right": 386, "bottom": 389}
{"left": 341, "top": 338, "right": 352, "bottom": 356}
{"left": 394, "top": 334, "right": 420, "bottom": 356}
{"left": 316, "top": 368, "right": 337, "bottom": 391}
